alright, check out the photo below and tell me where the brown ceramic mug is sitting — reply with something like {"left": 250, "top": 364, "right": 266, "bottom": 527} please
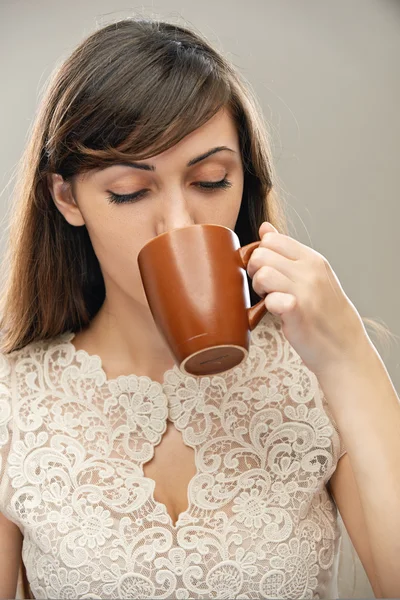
{"left": 137, "top": 223, "right": 268, "bottom": 377}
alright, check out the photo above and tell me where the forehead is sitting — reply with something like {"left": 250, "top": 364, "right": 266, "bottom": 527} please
{"left": 77, "top": 107, "right": 240, "bottom": 184}
{"left": 146, "top": 107, "right": 239, "bottom": 160}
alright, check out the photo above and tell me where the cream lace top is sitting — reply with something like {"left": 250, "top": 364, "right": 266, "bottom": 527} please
{"left": 0, "top": 313, "right": 346, "bottom": 599}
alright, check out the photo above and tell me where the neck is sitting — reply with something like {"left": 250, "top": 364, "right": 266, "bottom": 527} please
{"left": 72, "top": 290, "right": 177, "bottom": 383}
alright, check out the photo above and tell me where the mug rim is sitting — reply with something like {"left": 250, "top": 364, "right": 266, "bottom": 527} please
{"left": 137, "top": 223, "right": 236, "bottom": 258}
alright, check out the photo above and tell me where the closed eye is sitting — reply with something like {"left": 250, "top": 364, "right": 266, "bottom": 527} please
{"left": 106, "top": 177, "right": 233, "bottom": 204}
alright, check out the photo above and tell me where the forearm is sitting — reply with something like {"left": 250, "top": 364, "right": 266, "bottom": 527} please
{"left": 317, "top": 341, "right": 400, "bottom": 598}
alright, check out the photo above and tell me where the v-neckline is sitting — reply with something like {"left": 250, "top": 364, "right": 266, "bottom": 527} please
{"left": 141, "top": 417, "right": 198, "bottom": 531}
{"left": 58, "top": 330, "right": 204, "bottom": 529}
{"left": 61, "top": 330, "right": 184, "bottom": 389}
{"left": 52, "top": 318, "right": 274, "bottom": 530}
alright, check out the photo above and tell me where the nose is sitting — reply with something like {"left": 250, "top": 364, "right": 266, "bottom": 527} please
{"left": 155, "top": 192, "right": 196, "bottom": 235}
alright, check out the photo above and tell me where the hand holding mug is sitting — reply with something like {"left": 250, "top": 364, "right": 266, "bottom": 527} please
{"left": 247, "top": 221, "right": 369, "bottom": 377}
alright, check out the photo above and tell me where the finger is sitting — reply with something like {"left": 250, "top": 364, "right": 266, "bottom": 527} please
{"left": 259, "top": 221, "right": 278, "bottom": 238}
{"left": 251, "top": 264, "right": 294, "bottom": 299}
{"left": 264, "top": 292, "right": 297, "bottom": 316}
{"left": 259, "top": 231, "right": 306, "bottom": 261}
{"left": 247, "top": 246, "right": 296, "bottom": 282}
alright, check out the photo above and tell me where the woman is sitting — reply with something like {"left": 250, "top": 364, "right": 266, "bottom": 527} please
{"left": 0, "top": 17, "right": 399, "bottom": 600}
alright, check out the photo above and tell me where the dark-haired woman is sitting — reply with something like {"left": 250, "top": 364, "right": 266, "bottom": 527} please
{"left": 0, "top": 17, "right": 399, "bottom": 600}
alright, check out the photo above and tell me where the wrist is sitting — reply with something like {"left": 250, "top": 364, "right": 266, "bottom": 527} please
{"left": 316, "top": 334, "right": 382, "bottom": 394}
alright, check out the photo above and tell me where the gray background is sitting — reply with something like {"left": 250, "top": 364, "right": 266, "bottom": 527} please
{"left": 1, "top": 0, "right": 399, "bottom": 597}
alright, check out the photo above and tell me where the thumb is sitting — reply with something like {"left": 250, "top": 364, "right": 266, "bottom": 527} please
{"left": 259, "top": 221, "right": 278, "bottom": 239}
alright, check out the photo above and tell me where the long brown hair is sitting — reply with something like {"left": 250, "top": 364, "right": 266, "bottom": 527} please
{"left": 0, "top": 17, "right": 395, "bottom": 355}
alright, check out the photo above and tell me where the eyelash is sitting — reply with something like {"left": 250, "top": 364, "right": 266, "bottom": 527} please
{"left": 106, "top": 177, "right": 233, "bottom": 204}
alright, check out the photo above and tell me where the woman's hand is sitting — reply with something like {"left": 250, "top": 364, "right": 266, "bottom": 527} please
{"left": 247, "top": 221, "right": 371, "bottom": 377}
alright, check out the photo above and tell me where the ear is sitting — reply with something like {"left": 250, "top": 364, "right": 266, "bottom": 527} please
{"left": 47, "top": 173, "right": 85, "bottom": 227}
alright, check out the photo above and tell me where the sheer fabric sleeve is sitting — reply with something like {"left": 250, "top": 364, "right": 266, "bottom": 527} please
{"left": 0, "top": 352, "right": 13, "bottom": 514}
{"left": 326, "top": 404, "right": 347, "bottom": 461}
{"left": 319, "top": 380, "right": 347, "bottom": 462}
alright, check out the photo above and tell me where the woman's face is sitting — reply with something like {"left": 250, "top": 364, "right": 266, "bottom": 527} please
{"left": 50, "top": 107, "right": 245, "bottom": 308}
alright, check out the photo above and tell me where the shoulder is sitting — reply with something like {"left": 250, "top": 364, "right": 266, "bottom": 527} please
{"left": 0, "top": 351, "right": 16, "bottom": 511}
{"left": 0, "top": 337, "right": 60, "bottom": 502}
{"left": 0, "top": 344, "right": 30, "bottom": 441}
{"left": 0, "top": 334, "right": 68, "bottom": 515}
{"left": 1, "top": 332, "right": 72, "bottom": 382}
{"left": 0, "top": 351, "right": 14, "bottom": 448}
{"left": 0, "top": 351, "right": 13, "bottom": 390}
{"left": 0, "top": 334, "right": 63, "bottom": 444}
{"left": 249, "top": 311, "right": 306, "bottom": 370}
{"left": 248, "top": 312, "right": 344, "bottom": 470}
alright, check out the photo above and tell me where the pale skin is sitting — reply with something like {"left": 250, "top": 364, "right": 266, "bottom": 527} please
{"left": 48, "top": 106, "right": 399, "bottom": 597}
{"left": 49, "top": 107, "right": 244, "bottom": 383}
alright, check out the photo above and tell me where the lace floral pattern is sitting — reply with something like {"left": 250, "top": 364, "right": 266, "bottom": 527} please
{"left": 0, "top": 313, "right": 345, "bottom": 599}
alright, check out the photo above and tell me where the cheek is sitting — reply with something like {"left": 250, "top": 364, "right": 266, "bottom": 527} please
{"left": 195, "top": 186, "right": 243, "bottom": 228}
{"left": 208, "top": 190, "right": 243, "bottom": 230}
{"left": 85, "top": 213, "right": 150, "bottom": 285}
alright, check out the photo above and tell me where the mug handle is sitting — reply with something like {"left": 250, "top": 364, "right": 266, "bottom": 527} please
{"left": 237, "top": 241, "right": 268, "bottom": 331}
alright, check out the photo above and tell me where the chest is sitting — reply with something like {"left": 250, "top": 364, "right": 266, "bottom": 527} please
{"left": 138, "top": 419, "right": 197, "bottom": 526}
{"left": 14, "top": 373, "right": 341, "bottom": 600}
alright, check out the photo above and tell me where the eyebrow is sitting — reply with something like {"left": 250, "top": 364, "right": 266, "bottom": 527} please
{"left": 104, "top": 146, "right": 236, "bottom": 172}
